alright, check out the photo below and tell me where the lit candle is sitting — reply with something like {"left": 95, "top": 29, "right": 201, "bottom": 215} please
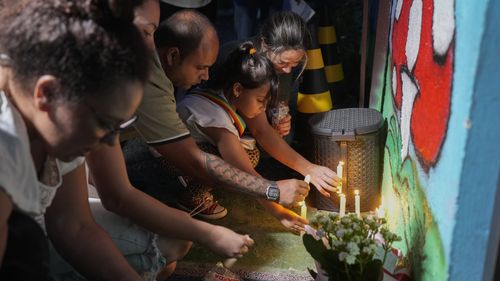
{"left": 336, "top": 161, "right": 344, "bottom": 178}
{"left": 354, "top": 190, "right": 361, "bottom": 218}
{"left": 300, "top": 175, "right": 311, "bottom": 219}
{"left": 300, "top": 202, "right": 307, "bottom": 219}
{"left": 339, "top": 193, "right": 346, "bottom": 217}
{"left": 376, "top": 205, "right": 385, "bottom": 218}
{"left": 336, "top": 161, "right": 343, "bottom": 193}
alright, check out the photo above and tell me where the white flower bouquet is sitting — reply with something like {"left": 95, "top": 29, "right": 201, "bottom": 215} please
{"left": 303, "top": 212, "right": 401, "bottom": 281}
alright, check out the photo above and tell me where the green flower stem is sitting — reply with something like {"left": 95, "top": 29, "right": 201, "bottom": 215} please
{"left": 344, "top": 262, "right": 352, "bottom": 281}
{"left": 360, "top": 261, "right": 364, "bottom": 277}
{"left": 382, "top": 247, "right": 389, "bottom": 266}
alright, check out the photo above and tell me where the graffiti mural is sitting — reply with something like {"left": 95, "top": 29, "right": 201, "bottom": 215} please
{"left": 370, "top": 0, "right": 456, "bottom": 280}
{"left": 382, "top": 109, "right": 447, "bottom": 281}
{"left": 391, "top": 0, "right": 454, "bottom": 171}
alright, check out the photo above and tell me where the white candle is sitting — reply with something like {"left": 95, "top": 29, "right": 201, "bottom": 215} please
{"left": 304, "top": 175, "right": 311, "bottom": 184}
{"left": 339, "top": 193, "right": 346, "bottom": 217}
{"left": 354, "top": 190, "right": 361, "bottom": 218}
{"left": 337, "top": 161, "right": 344, "bottom": 178}
{"left": 300, "top": 202, "right": 307, "bottom": 219}
{"left": 336, "top": 161, "right": 343, "bottom": 193}
{"left": 376, "top": 205, "right": 385, "bottom": 218}
{"left": 300, "top": 175, "right": 311, "bottom": 219}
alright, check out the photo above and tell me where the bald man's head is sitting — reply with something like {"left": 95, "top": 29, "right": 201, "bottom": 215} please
{"left": 155, "top": 9, "right": 218, "bottom": 59}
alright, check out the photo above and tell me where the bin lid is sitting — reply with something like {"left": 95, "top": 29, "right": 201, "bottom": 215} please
{"left": 309, "top": 108, "right": 383, "bottom": 141}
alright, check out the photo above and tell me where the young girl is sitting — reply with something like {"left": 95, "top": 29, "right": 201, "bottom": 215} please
{"left": 177, "top": 42, "right": 340, "bottom": 232}
{"left": 0, "top": 0, "right": 150, "bottom": 280}
{"left": 217, "top": 11, "right": 309, "bottom": 137}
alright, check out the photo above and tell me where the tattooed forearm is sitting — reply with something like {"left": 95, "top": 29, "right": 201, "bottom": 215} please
{"left": 203, "top": 153, "right": 271, "bottom": 198}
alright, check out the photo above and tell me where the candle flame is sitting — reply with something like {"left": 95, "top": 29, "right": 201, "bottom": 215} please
{"left": 354, "top": 190, "right": 359, "bottom": 195}
{"left": 376, "top": 205, "right": 385, "bottom": 218}
{"left": 339, "top": 161, "right": 344, "bottom": 165}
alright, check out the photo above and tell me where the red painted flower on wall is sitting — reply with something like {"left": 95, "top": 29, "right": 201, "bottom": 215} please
{"left": 391, "top": 0, "right": 454, "bottom": 171}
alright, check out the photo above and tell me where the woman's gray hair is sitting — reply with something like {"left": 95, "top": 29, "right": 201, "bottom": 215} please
{"left": 259, "top": 11, "right": 310, "bottom": 79}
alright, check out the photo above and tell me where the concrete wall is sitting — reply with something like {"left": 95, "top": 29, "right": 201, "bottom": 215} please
{"left": 368, "top": 0, "right": 500, "bottom": 280}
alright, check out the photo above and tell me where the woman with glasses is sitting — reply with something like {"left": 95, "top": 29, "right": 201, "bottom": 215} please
{"left": 49, "top": 2, "right": 254, "bottom": 281}
{"left": 0, "top": 0, "right": 151, "bottom": 280}
{"left": 258, "top": 10, "right": 309, "bottom": 137}
{"left": 259, "top": 11, "right": 309, "bottom": 76}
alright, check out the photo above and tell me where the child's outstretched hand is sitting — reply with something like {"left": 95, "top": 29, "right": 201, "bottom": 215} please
{"left": 260, "top": 200, "right": 308, "bottom": 234}
{"left": 275, "top": 207, "right": 308, "bottom": 234}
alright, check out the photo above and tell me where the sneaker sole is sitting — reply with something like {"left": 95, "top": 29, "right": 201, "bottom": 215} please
{"left": 177, "top": 203, "right": 228, "bottom": 220}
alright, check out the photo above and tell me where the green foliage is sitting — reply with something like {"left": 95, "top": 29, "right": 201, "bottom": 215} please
{"left": 303, "top": 212, "right": 401, "bottom": 281}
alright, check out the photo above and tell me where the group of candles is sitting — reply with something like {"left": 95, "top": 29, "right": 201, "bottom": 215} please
{"left": 336, "top": 161, "right": 361, "bottom": 218}
{"left": 299, "top": 161, "right": 362, "bottom": 219}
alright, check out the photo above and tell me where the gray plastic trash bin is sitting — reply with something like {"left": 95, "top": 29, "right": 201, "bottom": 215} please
{"left": 309, "top": 108, "right": 384, "bottom": 212}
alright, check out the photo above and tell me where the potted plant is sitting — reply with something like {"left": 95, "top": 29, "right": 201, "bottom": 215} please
{"left": 303, "top": 212, "right": 401, "bottom": 281}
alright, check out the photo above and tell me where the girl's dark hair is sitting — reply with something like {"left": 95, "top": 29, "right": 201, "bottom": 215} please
{"left": 259, "top": 11, "right": 309, "bottom": 54}
{"left": 0, "top": 0, "right": 150, "bottom": 101}
{"left": 214, "top": 42, "right": 278, "bottom": 106}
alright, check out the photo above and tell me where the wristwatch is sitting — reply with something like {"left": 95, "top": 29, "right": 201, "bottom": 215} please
{"left": 265, "top": 182, "right": 280, "bottom": 202}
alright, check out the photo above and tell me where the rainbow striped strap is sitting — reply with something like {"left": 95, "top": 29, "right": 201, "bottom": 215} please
{"left": 191, "top": 91, "right": 247, "bottom": 136}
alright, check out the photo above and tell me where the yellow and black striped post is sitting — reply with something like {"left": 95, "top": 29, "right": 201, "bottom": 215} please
{"left": 297, "top": 22, "right": 332, "bottom": 114}
{"left": 295, "top": 22, "right": 332, "bottom": 158}
{"left": 318, "top": 6, "right": 345, "bottom": 106}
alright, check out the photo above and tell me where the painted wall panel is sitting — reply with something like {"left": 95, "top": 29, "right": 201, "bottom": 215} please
{"left": 368, "top": 0, "right": 500, "bottom": 280}
{"left": 450, "top": 0, "right": 500, "bottom": 279}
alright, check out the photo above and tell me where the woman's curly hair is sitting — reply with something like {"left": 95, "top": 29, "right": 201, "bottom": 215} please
{"left": 0, "top": 0, "right": 150, "bottom": 100}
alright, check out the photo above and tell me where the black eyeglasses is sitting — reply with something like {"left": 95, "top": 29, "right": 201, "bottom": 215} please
{"left": 84, "top": 100, "right": 138, "bottom": 143}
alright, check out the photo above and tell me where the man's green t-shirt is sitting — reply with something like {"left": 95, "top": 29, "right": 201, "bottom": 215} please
{"left": 121, "top": 53, "right": 190, "bottom": 144}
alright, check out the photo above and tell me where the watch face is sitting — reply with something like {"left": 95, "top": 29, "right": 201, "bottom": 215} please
{"left": 267, "top": 186, "right": 279, "bottom": 201}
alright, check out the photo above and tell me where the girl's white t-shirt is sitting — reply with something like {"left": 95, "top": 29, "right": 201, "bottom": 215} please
{"left": 177, "top": 90, "right": 240, "bottom": 146}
